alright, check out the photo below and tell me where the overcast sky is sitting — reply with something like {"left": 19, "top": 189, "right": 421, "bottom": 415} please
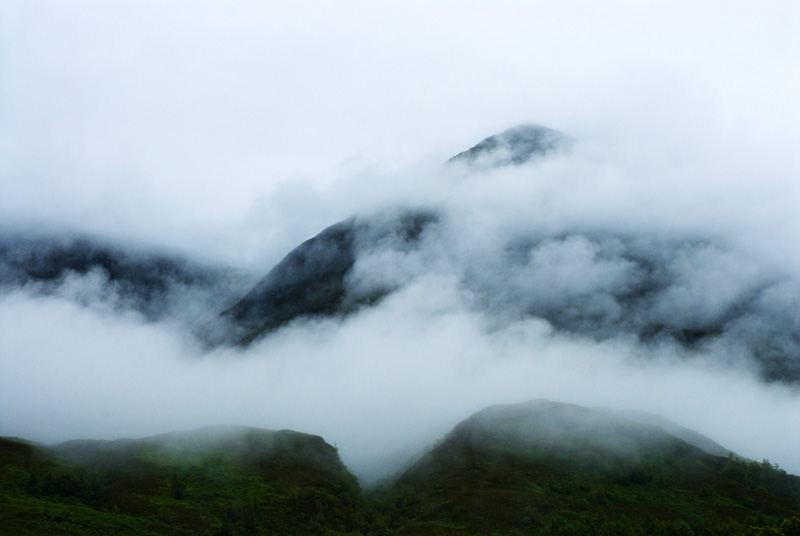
{"left": 1, "top": 1, "right": 800, "bottom": 481}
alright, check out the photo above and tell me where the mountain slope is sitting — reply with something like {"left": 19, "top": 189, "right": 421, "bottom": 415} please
{"left": 209, "top": 210, "right": 438, "bottom": 346}
{"left": 207, "top": 124, "right": 569, "bottom": 347}
{"left": 0, "top": 427, "right": 365, "bottom": 536}
{"left": 201, "top": 125, "right": 800, "bottom": 384}
{"left": 0, "top": 232, "right": 249, "bottom": 325}
{"left": 3, "top": 405, "right": 800, "bottom": 535}
{"left": 385, "top": 400, "right": 800, "bottom": 535}
{"left": 618, "top": 410, "right": 737, "bottom": 458}
{"left": 4, "top": 125, "right": 799, "bottom": 385}
{"left": 448, "top": 124, "right": 573, "bottom": 167}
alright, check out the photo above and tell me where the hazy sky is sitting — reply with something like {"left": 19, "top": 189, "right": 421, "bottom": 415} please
{"left": 1, "top": 1, "right": 799, "bottom": 481}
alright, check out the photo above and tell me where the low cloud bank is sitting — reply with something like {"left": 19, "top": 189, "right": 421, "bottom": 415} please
{"left": 2, "top": 258, "right": 800, "bottom": 483}
{"left": 2, "top": 126, "right": 799, "bottom": 483}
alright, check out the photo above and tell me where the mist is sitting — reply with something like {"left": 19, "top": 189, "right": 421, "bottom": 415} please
{"left": 1, "top": 1, "right": 799, "bottom": 483}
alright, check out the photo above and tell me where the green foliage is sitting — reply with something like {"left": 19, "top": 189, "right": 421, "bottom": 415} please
{"left": 3, "top": 432, "right": 800, "bottom": 536}
{"left": 741, "top": 517, "right": 800, "bottom": 536}
{"left": 374, "top": 427, "right": 800, "bottom": 536}
{"left": 0, "top": 432, "right": 366, "bottom": 536}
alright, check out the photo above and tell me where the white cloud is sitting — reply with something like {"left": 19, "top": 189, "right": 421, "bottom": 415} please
{"left": 1, "top": 0, "right": 800, "bottom": 483}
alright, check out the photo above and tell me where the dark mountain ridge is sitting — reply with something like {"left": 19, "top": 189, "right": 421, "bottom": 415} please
{"left": 200, "top": 125, "right": 800, "bottom": 384}
{"left": 0, "top": 231, "right": 250, "bottom": 325}
{"left": 202, "top": 124, "right": 572, "bottom": 346}
{"left": 2, "top": 125, "right": 800, "bottom": 385}
{"left": 208, "top": 210, "right": 438, "bottom": 346}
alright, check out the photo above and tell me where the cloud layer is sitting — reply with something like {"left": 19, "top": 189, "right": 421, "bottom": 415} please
{"left": 1, "top": 1, "right": 799, "bottom": 482}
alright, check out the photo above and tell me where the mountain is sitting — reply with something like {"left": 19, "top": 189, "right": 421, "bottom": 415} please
{"left": 206, "top": 124, "right": 570, "bottom": 347}
{"left": 2, "top": 125, "right": 799, "bottom": 385}
{"left": 447, "top": 124, "right": 573, "bottom": 167}
{"left": 384, "top": 400, "right": 800, "bottom": 535}
{"left": 3, "top": 402, "right": 800, "bottom": 535}
{"left": 618, "top": 410, "right": 737, "bottom": 459}
{"left": 0, "top": 231, "right": 250, "bottom": 326}
{"left": 207, "top": 210, "right": 438, "bottom": 346}
{"left": 0, "top": 426, "right": 365, "bottom": 535}
{"left": 205, "top": 124, "right": 800, "bottom": 382}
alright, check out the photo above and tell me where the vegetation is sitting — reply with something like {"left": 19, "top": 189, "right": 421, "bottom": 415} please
{"left": 3, "top": 406, "right": 800, "bottom": 535}
{"left": 740, "top": 516, "right": 800, "bottom": 536}
{"left": 369, "top": 445, "right": 800, "bottom": 536}
{"left": 0, "top": 430, "right": 367, "bottom": 535}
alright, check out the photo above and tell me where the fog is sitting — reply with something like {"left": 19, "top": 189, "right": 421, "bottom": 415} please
{"left": 1, "top": 1, "right": 800, "bottom": 483}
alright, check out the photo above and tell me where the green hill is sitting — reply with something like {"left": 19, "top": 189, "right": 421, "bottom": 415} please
{"left": 380, "top": 400, "right": 800, "bottom": 535}
{"left": 3, "top": 403, "right": 800, "bottom": 535}
{"left": 0, "top": 427, "right": 365, "bottom": 535}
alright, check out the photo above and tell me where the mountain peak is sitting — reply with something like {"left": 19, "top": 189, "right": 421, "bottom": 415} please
{"left": 445, "top": 399, "right": 693, "bottom": 461}
{"left": 448, "top": 124, "right": 573, "bottom": 167}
